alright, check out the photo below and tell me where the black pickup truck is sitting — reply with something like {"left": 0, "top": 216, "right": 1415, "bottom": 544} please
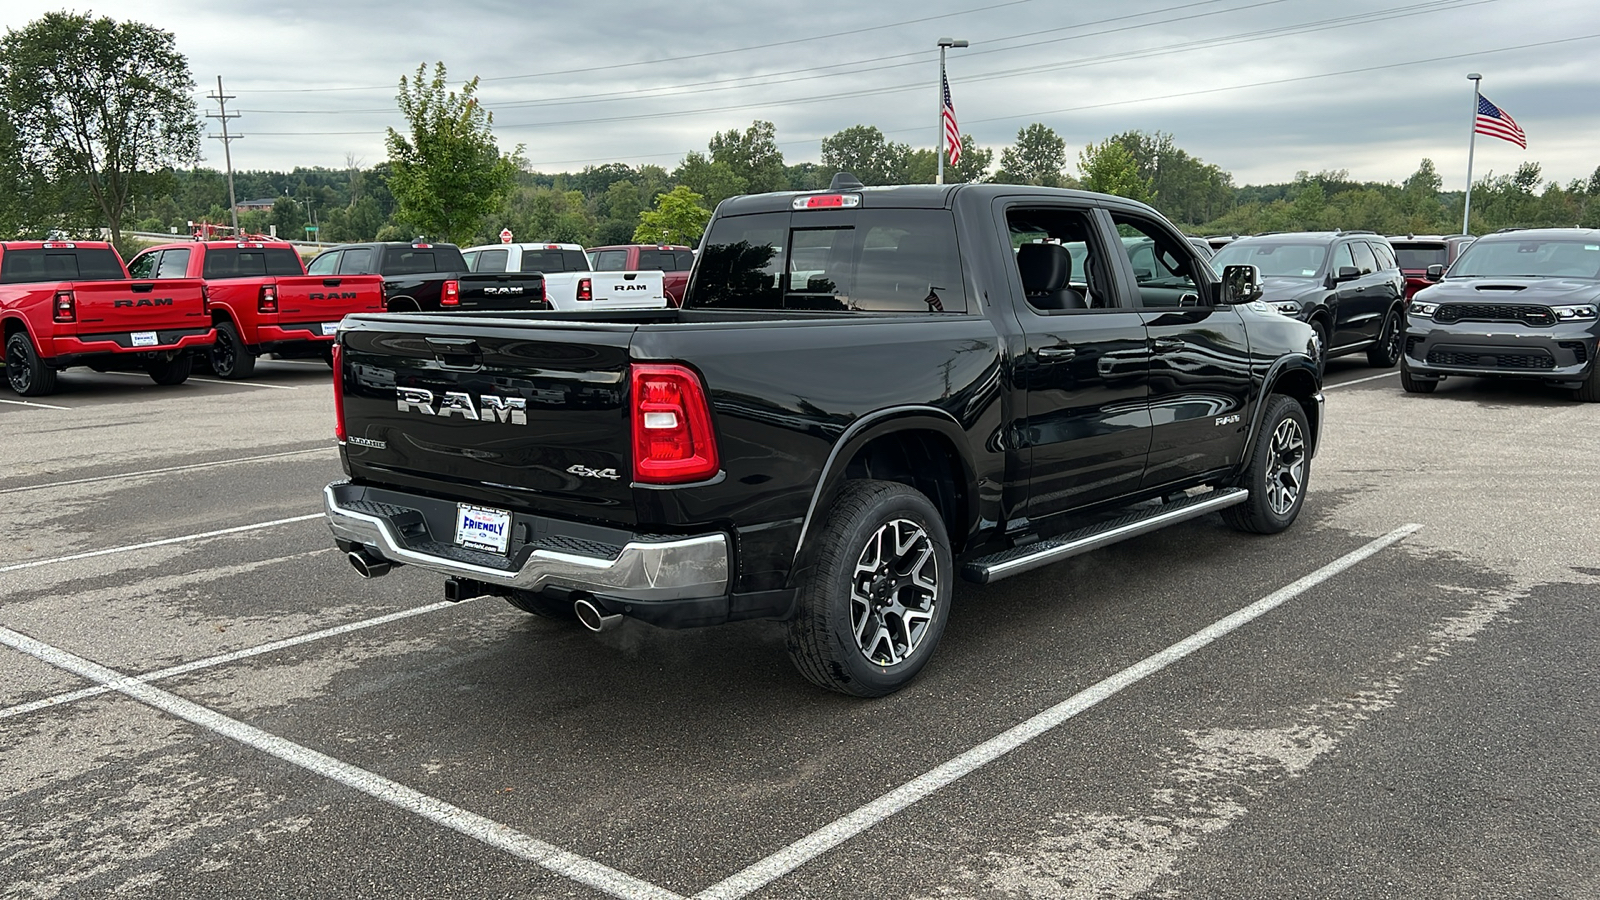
{"left": 306, "top": 241, "right": 547, "bottom": 312}
{"left": 324, "top": 179, "right": 1324, "bottom": 696}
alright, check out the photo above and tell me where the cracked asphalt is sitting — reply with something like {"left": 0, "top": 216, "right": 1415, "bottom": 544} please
{"left": 0, "top": 357, "right": 1595, "bottom": 899}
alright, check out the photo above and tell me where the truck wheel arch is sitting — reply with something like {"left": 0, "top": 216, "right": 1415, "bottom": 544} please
{"left": 788, "top": 408, "right": 977, "bottom": 586}
{"left": 2, "top": 315, "right": 32, "bottom": 343}
{"left": 1245, "top": 357, "right": 1322, "bottom": 462}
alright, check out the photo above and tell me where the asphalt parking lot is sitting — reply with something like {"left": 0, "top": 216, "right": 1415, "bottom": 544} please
{"left": 1, "top": 358, "right": 1596, "bottom": 899}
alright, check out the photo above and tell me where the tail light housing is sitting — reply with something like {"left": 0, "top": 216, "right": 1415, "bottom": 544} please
{"left": 258, "top": 284, "right": 277, "bottom": 313}
{"left": 332, "top": 341, "right": 347, "bottom": 442}
{"left": 441, "top": 279, "right": 460, "bottom": 306}
{"left": 200, "top": 284, "right": 210, "bottom": 315}
{"left": 631, "top": 363, "right": 719, "bottom": 484}
{"left": 53, "top": 290, "right": 76, "bottom": 323}
{"left": 576, "top": 277, "right": 592, "bottom": 302}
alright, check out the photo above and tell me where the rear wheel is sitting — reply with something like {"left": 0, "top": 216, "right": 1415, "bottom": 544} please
{"left": 1224, "top": 395, "right": 1310, "bottom": 535}
{"left": 787, "top": 480, "right": 952, "bottom": 697}
{"left": 505, "top": 589, "right": 577, "bottom": 621}
{"left": 209, "top": 320, "right": 257, "bottom": 379}
{"left": 1400, "top": 360, "right": 1438, "bottom": 394}
{"left": 1366, "top": 308, "right": 1402, "bottom": 367}
{"left": 146, "top": 352, "right": 193, "bottom": 386}
{"left": 5, "top": 331, "right": 57, "bottom": 396}
{"left": 1308, "top": 318, "right": 1329, "bottom": 376}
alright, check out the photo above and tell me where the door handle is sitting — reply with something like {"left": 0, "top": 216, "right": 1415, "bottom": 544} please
{"left": 323, "top": 278, "right": 342, "bottom": 287}
{"left": 1037, "top": 345, "right": 1076, "bottom": 360}
{"left": 1152, "top": 337, "right": 1185, "bottom": 353}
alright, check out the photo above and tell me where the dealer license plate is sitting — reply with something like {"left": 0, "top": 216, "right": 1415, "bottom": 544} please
{"left": 321, "top": 322, "right": 339, "bottom": 336}
{"left": 130, "top": 331, "right": 158, "bottom": 347}
{"left": 454, "top": 504, "right": 512, "bottom": 554}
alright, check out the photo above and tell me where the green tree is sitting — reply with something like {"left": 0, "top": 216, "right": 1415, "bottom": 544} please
{"left": 672, "top": 151, "right": 745, "bottom": 207}
{"left": 0, "top": 12, "right": 200, "bottom": 245}
{"left": 1078, "top": 139, "right": 1154, "bottom": 203}
{"left": 995, "top": 124, "right": 1068, "bottom": 187}
{"left": 820, "top": 125, "right": 910, "bottom": 186}
{"left": 634, "top": 185, "right": 712, "bottom": 246}
{"left": 903, "top": 135, "right": 993, "bottom": 184}
{"left": 709, "top": 120, "right": 787, "bottom": 193}
{"left": 385, "top": 62, "right": 521, "bottom": 244}
{"left": 1104, "top": 130, "right": 1233, "bottom": 225}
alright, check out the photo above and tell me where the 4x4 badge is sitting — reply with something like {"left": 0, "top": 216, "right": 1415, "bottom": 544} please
{"left": 566, "top": 464, "right": 620, "bottom": 480}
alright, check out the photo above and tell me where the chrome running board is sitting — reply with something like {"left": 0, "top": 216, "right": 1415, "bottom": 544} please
{"left": 962, "top": 488, "right": 1249, "bottom": 584}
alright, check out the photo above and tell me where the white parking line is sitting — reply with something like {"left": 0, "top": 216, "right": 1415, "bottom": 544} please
{"left": 0, "top": 446, "right": 335, "bottom": 495}
{"left": 695, "top": 523, "right": 1423, "bottom": 900}
{"left": 0, "top": 621, "right": 685, "bottom": 900}
{"left": 0, "top": 597, "right": 479, "bottom": 722}
{"left": 188, "top": 377, "right": 301, "bottom": 391}
{"left": 0, "top": 513, "right": 322, "bottom": 573}
{"left": 0, "top": 397, "right": 72, "bottom": 410}
{"left": 1324, "top": 371, "right": 1400, "bottom": 390}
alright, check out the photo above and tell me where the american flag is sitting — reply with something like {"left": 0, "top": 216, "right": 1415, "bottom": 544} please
{"left": 1474, "top": 95, "right": 1526, "bottom": 149}
{"left": 942, "top": 73, "right": 962, "bottom": 166}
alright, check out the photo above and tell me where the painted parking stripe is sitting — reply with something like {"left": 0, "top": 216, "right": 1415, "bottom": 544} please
{"left": 1324, "top": 371, "right": 1400, "bottom": 390}
{"left": 696, "top": 524, "right": 1423, "bottom": 900}
{"left": 0, "top": 596, "right": 478, "bottom": 722}
{"left": 0, "top": 513, "right": 322, "bottom": 574}
{"left": 188, "top": 376, "right": 301, "bottom": 391}
{"left": 0, "top": 397, "right": 71, "bottom": 410}
{"left": 0, "top": 446, "right": 335, "bottom": 495}
{"left": 0, "top": 622, "right": 684, "bottom": 900}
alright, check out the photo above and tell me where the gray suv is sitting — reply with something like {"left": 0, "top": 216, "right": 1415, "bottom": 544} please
{"left": 1402, "top": 228, "right": 1600, "bottom": 401}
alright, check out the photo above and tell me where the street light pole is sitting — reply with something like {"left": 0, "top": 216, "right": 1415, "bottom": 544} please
{"left": 1462, "top": 73, "right": 1483, "bottom": 235}
{"left": 936, "top": 37, "right": 967, "bottom": 185}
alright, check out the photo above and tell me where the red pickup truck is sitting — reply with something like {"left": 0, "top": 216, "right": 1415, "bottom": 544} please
{"left": 2, "top": 241, "right": 211, "bottom": 396}
{"left": 585, "top": 244, "right": 694, "bottom": 306}
{"left": 129, "top": 241, "right": 385, "bottom": 378}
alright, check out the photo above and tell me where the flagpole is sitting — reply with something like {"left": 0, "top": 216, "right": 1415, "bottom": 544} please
{"left": 937, "top": 40, "right": 949, "bottom": 185}
{"left": 1462, "top": 73, "right": 1482, "bottom": 235}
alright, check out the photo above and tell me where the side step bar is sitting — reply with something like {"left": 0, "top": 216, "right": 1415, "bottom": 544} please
{"left": 962, "top": 488, "right": 1249, "bottom": 584}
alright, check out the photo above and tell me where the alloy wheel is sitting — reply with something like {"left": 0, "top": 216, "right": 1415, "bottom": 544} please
{"left": 213, "top": 328, "right": 236, "bottom": 374}
{"left": 1264, "top": 418, "right": 1306, "bottom": 516}
{"left": 6, "top": 340, "right": 30, "bottom": 393}
{"left": 850, "top": 518, "right": 939, "bottom": 667}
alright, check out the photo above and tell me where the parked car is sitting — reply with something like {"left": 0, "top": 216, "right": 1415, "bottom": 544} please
{"left": 1401, "top": 227, "right": 1599, "bottom": 401}
{"left": 128, "top": 241, "right": 385, "bottom": 378}
{"left": 323, "top": 178, "right": 1322, "bottom": 696}
{"left": 2, "top": 240, "right": 211, "bottom": 395}
{"left": 307, "top": 242, "right": 548, "bottom": 313}
{"left": 1204, "top": 234, "right": 1240, "bottom": 251}
{"left": 1387, "top": 234, "right": 1475, "bottom": 300}
{"left": 585, "top": 244, "right": 694, "bottom": 305}
{"left": 1186, "top": 236, "right": 1216, "bottom": 259}
{"left": 461, "top": 242, "right": 667, "bottom": 311}
{"left": 1209, "top": 231, "right": 1406, "bottom": 372}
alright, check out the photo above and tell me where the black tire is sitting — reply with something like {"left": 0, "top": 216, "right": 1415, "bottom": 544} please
{"left": 505, "top": 589, "right": 577, "bottom": 621}
{"left": 1400, "top": 360, "right": 1437, "bottom": 394}
{"left": 1573, "top": 365, "right": 1600, "bottom": 403}
{"left": 1308, "top": 318, "right": 1329, "bottom": 376}
{"left": 5, "top": 331, "right": 57, "bottom": 396}
{"left": 146, "top": 352, "right": 193, "bottom": 386}
{"left": 209, "top": 320, "right": 256, "bottom": 379}
{"left": 786, "top": 480, "right": 953, "bottom": 697}
{"left": 1223, "top": 395, "right": 1311, "bottom": 535}
{"left": 1366, "top": 307, "right": 1402, "bottom": 368}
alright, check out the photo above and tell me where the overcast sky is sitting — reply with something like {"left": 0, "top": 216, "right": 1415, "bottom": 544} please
{"left": 5, "top": 0, "right": 1597, "bottom": 188}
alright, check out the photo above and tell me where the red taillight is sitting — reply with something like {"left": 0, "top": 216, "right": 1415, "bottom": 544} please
{"left": 576, "top": 277, "right": 592, "bottom": 301}
{"left": 442, "top": 279, "right": 460, "bottom": 306}
{"left": 53, "top": 290, "right": 76, "bottom": 323}
{"left": 200, "top": 284, "right": 210, "bottom": 315}
{"left": 258, "top": 284, "right": 277, "bottom": 313}
{"left": 332, "top": 342, "right": 346, "bottom": 442}
{"left": 631, "top": 363, "right": 719, "bottom": 484}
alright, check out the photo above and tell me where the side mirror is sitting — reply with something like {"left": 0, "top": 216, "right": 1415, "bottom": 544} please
{"left": 1424, "top": 264, "right": 1445, "bottom": 282}
{"left": 1332, "top": 265, "right": 1361, "bottom": 284}
{"left": 1220, "top": 264, "right": 1263, "bottom": 305}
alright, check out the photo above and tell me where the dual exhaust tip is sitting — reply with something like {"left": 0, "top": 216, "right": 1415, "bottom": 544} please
{"left": 348, "top": 546, "right": 622, "bottom": 633}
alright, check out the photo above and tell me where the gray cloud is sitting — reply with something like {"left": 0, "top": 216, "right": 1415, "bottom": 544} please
{"left": 3, "top": 0, "right": 1595, "bottom": 186}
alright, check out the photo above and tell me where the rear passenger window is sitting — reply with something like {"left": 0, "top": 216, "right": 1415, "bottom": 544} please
{"left": 339, "top": 249, "right": 374, "bottom": 274}
{"left": 1368, "top": 241, "right": 1397, "bottom": 270}
{"left": 306, "top": 252, "right": 340, "bottom": 276}
{"left": 155, "top": 249, "right": 190, "bottom": 278}
{"left": 127, "top": 252, "right": 159, "bottom": 280}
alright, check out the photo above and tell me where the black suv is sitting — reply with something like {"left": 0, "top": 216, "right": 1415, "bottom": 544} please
{"left": 1401, "top": 227, "right": 1600, "bottom": 401}
{"left": 1210, "top": 231, "right": 1406, "bottom": 372}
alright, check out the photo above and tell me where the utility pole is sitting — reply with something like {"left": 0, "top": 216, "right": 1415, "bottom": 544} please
{"left": 207, "top": 76, "right": 242, "bottom": 237}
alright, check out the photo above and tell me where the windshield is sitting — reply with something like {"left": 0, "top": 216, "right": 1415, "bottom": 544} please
{"left": 1450, "top": 239, "right": 1600, "bottom": 279}
{"left": 1210, "top": 241, "right": 1327, "bottom": 278}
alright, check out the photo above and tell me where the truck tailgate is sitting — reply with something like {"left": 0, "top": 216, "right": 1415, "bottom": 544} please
{"left": 274, "top": 274, "right": 385, "bottom": 324}
{"left": 71, "top": 279, "right": 209, "bottom": 337}
{"left": 457, "top": 273, "right": 548, "bottom": 311}
{"left": 339, "top": 315, "right": 637, "bottom": 522}
{"left": 588, "top": 271, "right": 668, "bottom": 309}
